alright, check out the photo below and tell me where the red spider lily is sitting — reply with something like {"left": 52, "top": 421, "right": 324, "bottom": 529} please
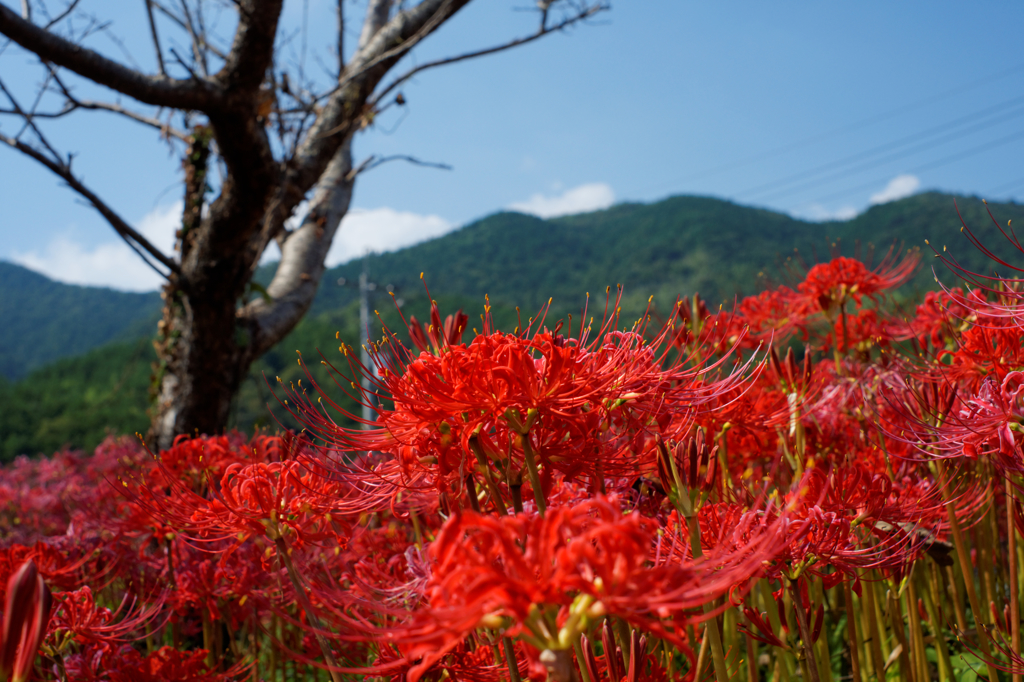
{"left": 127, "top": 449, "right": 359, "bottom": 553}
{"left": 0, "top": 543, "right": 93, "bottom": 597}
{"left": 577, "top": 624, "right": 673, "bottom": 682}
{"left": 286, "top": 300, "right": 757, "bottom": 514}
{"left": 187, "top": 459, "right": 350, "bottom": 546}
{"left": 738, "top": 286, "right": 806, "bottom": 342}
{"left": 797, "top": 252, "right": 919, "bottom": 313}
{"left": 376, "top": 494, "right": 790, "bottom": 677}
{"left": 49, "top": 586, "right": 163, "bottom": 653}
{"left": 407, "top": 301, "right": 469, "bottom": 354}
{"left": 655, "top": 432, "right": 717, "bottom": 495}
{"left": 373, "top": 639, "right": 532, "bottom": 682}
{"left": 931, "top": 199, "right": 1024, "bottom": 304}
{"left": 739, "top": 606, "right": 788, "bottom": 649}
{"left": 898, "top": 288, "right": 973, "bottom": 348}
{"left": 945, "top": 322, "right": 1024, "bottom": 385}
{"left": 1, "top": 561, "right": 52, "bottom": 682}
{"left": 902, "top": 371, "right": 1024, "bottom": 471}
{"left": 63, "top": 645, "right": 246, "bottom": 682}
{"left": 156, "top": 432, "right": 281, "bottom": 487}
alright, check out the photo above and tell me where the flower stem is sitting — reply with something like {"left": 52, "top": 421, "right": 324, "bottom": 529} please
{"left": 469, "top": 437, "right": 509, "bottom": 515}
{"left": 502, "top": 637, "right": 523, "bottom": 682}
{"left": 274, "top": 536, "right": 343, "bottom": 682}
{"left": 788, "top": 580, "right": 820, "bottom": 682}
{"left": 934, "top": 459, "right": 1001, "bottom": 682}
{"left": 1011, "top": 478, "right": 1022, "bottom": 681}
{"left": 521, "top": 435, "right": 546, "bottom": 516}
{"left": 842, "top": 580, "right": 862, "bottom": 682}
{"left": 685, "top": 515, "right": 728, "bottom": 682}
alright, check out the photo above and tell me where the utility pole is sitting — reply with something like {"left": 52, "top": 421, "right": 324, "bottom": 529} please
{"left": 338, "top": 258, "right": 399, "bottom": 429}
{"left": 358, "top": 263, "right": 374, "bottom": 426}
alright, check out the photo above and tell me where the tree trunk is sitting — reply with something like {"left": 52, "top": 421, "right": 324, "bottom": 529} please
{"left": 150, "top": 136, "right": 355, "bottom": 450}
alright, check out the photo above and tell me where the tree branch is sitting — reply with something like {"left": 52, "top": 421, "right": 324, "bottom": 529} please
{"left": 287, "top": 0, "right": 470, "bottom": 190}
{"left": 347, "top": 153, "right": 451, "bottom": 181}
{"left": 370, "top": 1, "right": 608, "bottom": 107}
{"left": 43, "top": 66, "right": 189, "bottom": 140}
{"left": 0, "top": 2, "right": 218, "bottom": 109}
{"left": 70, "top": 99, "right": 189, "bottom": 140}
{"left": 214, "top": 0, "right": 282, "bottom": 93}
{"left": 316, "top": 0, "right": 465, "bottom": 110}
{"left": 177, "top": 0, "right": 208, "bottom": 77}
{"left": 342, "top": 0, "right": 350, "bottom": 76}
{"left": 355, "top": 0, "right": 391, "bottom": 54}
{"left": 0, "top": 131, "right": 181, "bottom": 278}
{"left": 0, "top": 76, "right": 62, "bottom": 160}
{"left": 150, "top": 0, "right": 227, "bottom": 60}
{"left": 241, "top": 139, "right": 354, "bottom": 356}
{"left": 42, "top": 0, "right": 81, "bottom": 30}
{"left": 143, "top": 0, "right": 167, "bottom": 76}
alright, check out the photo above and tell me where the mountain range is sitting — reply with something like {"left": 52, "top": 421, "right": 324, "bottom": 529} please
{"left": 3, "top": 191, "right": 1023, "bottom": 459}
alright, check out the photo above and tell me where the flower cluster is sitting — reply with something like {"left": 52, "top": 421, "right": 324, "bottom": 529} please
{"left": 6, "top": 208, "right": 1024, "bottom": 681}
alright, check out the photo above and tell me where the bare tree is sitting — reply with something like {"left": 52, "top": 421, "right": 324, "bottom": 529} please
{"left": 0, "top": 0, "right": 607, "bottom": 448}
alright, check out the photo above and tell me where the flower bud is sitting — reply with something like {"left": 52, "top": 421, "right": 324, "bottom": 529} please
{"left": 1, "top": 560, "right": 52, "bottom": 682}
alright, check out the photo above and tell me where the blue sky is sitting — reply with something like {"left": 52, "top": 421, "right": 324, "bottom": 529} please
{"left": 3, "top": 1, "right": 1024, "bottom": 290}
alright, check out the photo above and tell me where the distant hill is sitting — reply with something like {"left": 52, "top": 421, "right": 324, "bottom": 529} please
{"left": 4, "top": 191, "right": 1024, "bottom": 459}
{"left": 316, "top": 192, "right": 1024, "bottom": 321}
{"left": 0, "top": 262, "right": 160, "bottom": 380}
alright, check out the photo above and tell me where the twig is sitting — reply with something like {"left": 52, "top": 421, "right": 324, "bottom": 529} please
{"left": 369, "top": 2, "right": 608, "bottom": 109}
{"left": 177, "top": 0, "right": 208, "bottom": 77}
{"left": 345, "top": 153, "right": 451, "bottom": 181}
{"left": 43, "top": 66, "right": 190, "bottom": 140}
{"left": 150, "top": 0, "right": 227, "bottom": 60}
{"left": 43, "top": 0, "right": 81, "bottom": 30}
{"left": 0, "top": 77, "right": 62, "bottom": 161}
{"left": 0, "top": 131, "right": 181, "bottom": 279}
{"left": 144, "top": 0, "right": 167, "bottom": 75}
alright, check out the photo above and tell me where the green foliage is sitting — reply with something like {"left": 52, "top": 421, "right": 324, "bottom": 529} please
{"left": 5, "top": 191, "right": 1024, "bottom": 460}
{"left": 0, "top": 339, "right": 154, "bottom": 461}
{"left": 317, "top": 192, "right": 1024, "bottom": 324}
{"left": 0, "top": 262, "right": 160, "bottom": 380}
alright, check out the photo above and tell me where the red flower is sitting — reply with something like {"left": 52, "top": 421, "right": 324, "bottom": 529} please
{"left": 1, "top": 560, "right": 52, "bottom": 682}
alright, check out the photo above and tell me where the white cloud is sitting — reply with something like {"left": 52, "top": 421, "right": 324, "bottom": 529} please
{"left": 507, "top": 182, "right": 615, "bottom": 219}
{"left": 11, "top": 202, "right": 181, "bottom": 292}
{"left": 792, "top": 203, "right": 859, "bottom": 222}
{"left": 324, "top": 207, "right": 454, "bottom": 266}
{"left": 869, "top": 174, "right": 921, "bottom": 205}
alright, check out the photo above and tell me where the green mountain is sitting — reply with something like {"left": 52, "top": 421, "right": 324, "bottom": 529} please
{"left": 316, "top": 192, "right": 1024, "bottom": 321}
{"left": 4, "top": 191, "right": 1024, "bottom": 460}
{"left": 0, "top": 262, "right": 160, "bottom": 380}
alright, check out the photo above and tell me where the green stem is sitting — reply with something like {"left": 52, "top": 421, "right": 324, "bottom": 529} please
{"left": 521, "top": 435, "right": 547, "bottom": 516}
{"left": 886, "top": 589, "right": 914, "bottom": 682}
{"left": 842, "top": 580, "right": 862, "bottom": 682}
{"left": 502, "top": 637, "right": 523, "bottom": 682}
{"left": 1009, "top": 478, "right": 1022, "bottom": 682}
{"left": 469, "top": 437, "right": 509, "bottom": 515}
{"left": 274, "top": 537, "right": 343, "bottom": 682}
{"left": 920, "top": 566, "right": 953, "bottom": 682}
{"left": 789, "top": 580, "right": 820, "bottom": 682}
{"left": 934, "top": 460, "right": 1002, "bottom": 682}
{"left": 859, "top": 573, "right": 885, "bottom": 682}
{"left": 686, "top": 515, "right": 728, "bottom": 682}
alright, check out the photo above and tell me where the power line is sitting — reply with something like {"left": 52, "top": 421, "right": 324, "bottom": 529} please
{"left": 787, "top": 127, "right": 1024, "bottom": 208}
{"left": 984, "top": 175, "right": 1024, "bottom": 198}
{"left": 663, "top": 61, "right": 1024, "bottom": 189}
{"left": 739, "top": 96, "right": 1024, "bottom": 202}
